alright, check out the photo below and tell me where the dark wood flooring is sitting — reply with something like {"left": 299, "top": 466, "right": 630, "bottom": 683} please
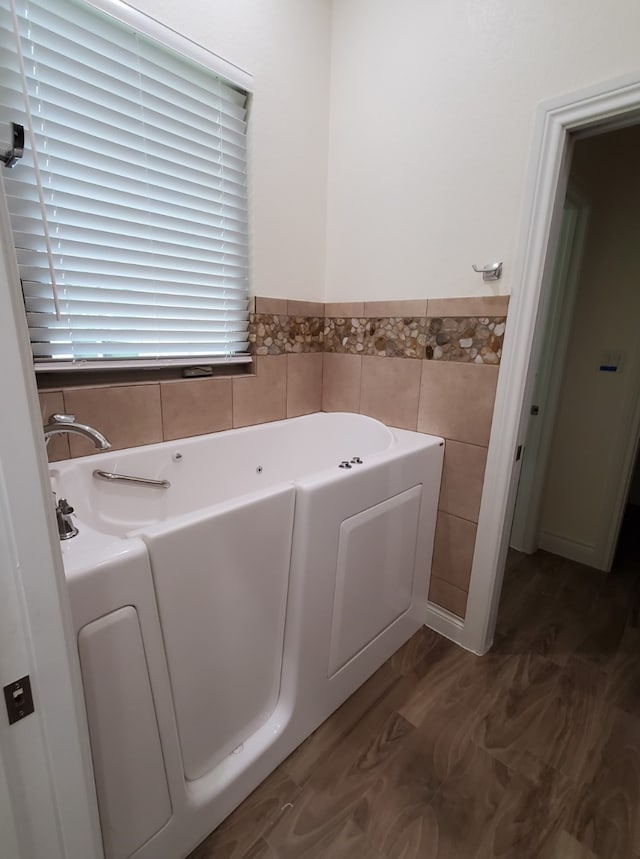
{"left": 189, "top": 521, "right": 640, "bottom": 859}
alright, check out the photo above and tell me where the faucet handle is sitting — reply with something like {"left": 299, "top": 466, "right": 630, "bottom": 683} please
{"left": 49, "top": 413, "right": 76, "bottom": 424}
{"left": 55, "top": 497, "right": 78, "bottom": 540}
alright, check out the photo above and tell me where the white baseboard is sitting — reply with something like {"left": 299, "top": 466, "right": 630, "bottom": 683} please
{"left": 416, "top": 600, "right": 469, "bottom": 650}
{"left": 538, "top": 530, "right": 601, "bottom": 568}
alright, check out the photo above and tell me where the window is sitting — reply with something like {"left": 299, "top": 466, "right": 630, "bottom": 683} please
{"left": 0, "top": 0, "right": 251, "bottom": 371}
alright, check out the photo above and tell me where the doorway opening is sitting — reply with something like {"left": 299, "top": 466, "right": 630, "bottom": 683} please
{"left": 510, "top": 123, "right": 640, "bottom": 577}
{"left": 612, "top": 444, "right": 640, "bottom": 582}
{"left": 463, "top": 74, "right": 640, "bottom": 656}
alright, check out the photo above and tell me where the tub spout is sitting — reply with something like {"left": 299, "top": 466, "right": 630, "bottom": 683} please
{"left": 43, "top": 413, "right": 111, "bottom": 451}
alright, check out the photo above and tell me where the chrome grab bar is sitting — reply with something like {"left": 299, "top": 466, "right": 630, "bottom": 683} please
{"left": 93, "top": 469, "right": 170, "bottom": 489}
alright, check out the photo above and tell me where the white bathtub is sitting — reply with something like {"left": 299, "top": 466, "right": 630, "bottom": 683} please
{"left": 53, "top": 412, "right": 443, "bottom": 859}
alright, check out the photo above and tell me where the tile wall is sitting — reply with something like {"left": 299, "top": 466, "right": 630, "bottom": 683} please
{"left": 38, "top": 294, "right": 508, "bottom": 620}
{"left": 322, "top": 296, "right": 507, "bottom": 619}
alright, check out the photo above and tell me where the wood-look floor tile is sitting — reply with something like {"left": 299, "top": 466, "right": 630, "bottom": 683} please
{"left": 187, "top": 545, "right": 640, "bottom": 859}
{"left": 358, "top": 736, "right": 443, "bottom": 856}
{"left": 504, "top": 547, "right": 528, "bottom": 575}
{"left": 187, "top": 765, "right": 299, "bottom": 858}
{"left": 396, "top": 637, "right": 479, "bottom": 728}
{"left": 308, "top": 709, "right": 415, "bottom": 800}
{"left": 628, "top": 579, "right": 640, "bottom": 629}
{"left": 495, "top": 556, "right": 563, "bottom": 641}
{"left": 529, "top": 656, "right": 610, "bottom": 782}
{"left": 266, "top": 794, "right": 385, "bottom": 859}
{"left": 574, "top": 597, "right": 628, "bottom": 667}
{"left": 473, "top": 654, "right": 561, "bottom": 775}
{"left": 607, "top": 626, "right": 640, "bottom": 715}
{"left": 496, "top": 601, "right": 592, "bottom": 667}
{"left": 241, "top": 838, "right": 280, "bottom": 859}
{"left": 406, "top": 681, "right": 495, "bottom": 786}
{"left": 595, "top": 565, "right": 638, "bottom": 608}
{"left": 389, "top": 626, "right": 442, "bottom": 675}
{"left": 368, "top": 804, "right": 440, "bottom": 859}
{"left": 475, "top": 762, "right": 576, "bottom": 859}
{"left": 425, "top": 743, "right": 511, "bottom": 859}
{"left": 278, "top": 700, "right": 418, "bottom": 856}
{"left": 568, "top": 707, "right": 640, "bottom": 859}
{"left": 541, "top": 829, "right": 601, "bottom": 859}
{"left": 282, "top": 662, "right": 400, "bottom": 787}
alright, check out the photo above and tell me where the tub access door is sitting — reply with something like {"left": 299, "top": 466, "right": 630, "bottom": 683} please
{"left": 141, "top": 486, "right": 295, "bottom": 782}
{"left": 328, "top": 484, "right": 423, "bottom": 676}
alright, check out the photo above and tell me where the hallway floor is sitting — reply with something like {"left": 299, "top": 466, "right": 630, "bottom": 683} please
{"left": 189, "top": 543, "right": 640, "bottom": 859}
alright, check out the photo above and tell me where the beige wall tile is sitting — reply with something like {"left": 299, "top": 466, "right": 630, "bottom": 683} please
{"left": 427, "top": 295, "right": 509, "bottom": 317}
{"left": 160, "top": 378, "right": 232, "bottom": 441}
{"left": 63, "top": 384, "right": 162, "bottom": 457}
{"left": 428, "top": 576, "right": 468, "bottom": 618}
{"left": 360, "top": 356, "right": 422, "bottom": 431}
{"left": 287, "top": 299, "right": 324, "bottom": 317}
{"left": 287, "top": 353, "right": 323, "bottom": 418}
{"left": 364, "top": 299, "right": 427, "bottom": 317}
{"left": 324, "top": 301, "right": 365, "bottom": 318}
{"left": 438, "top": 440, "right": 488, "bottom": 523}
{"left": 431, "top": 510, "right": 477, "bottom": 591}
{"left": 233, "top": 355, "right": 287, "bottom": 428}
{"left": 255, "top": 296, "right": 288, "bottom": 315}
{"left": 322, "top": 353, "right": 362, "bottom": 413}
{"left": 39, "top": 390, "right": 70, "bottom": 462}
{"left": 418, "top": 361, "right": 499, "bottom": 446}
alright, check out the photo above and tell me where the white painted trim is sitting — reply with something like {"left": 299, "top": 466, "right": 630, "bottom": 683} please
{"left": 0, "top": 751, "right": 21, "bottom": 859}
{"left": 83, "top": 0, "right": 254, "bottom": 92}
{"left": 0, "top": 170, "right": 103, "bottom": 858}
{"left": 538, "top": 531, "right": 598, "bottom": 568}
{"left": 419, "top": 602, "right": 467, "bottom": 649}
{"left": 462, "top": 72, "right": 640, "bottom": 656}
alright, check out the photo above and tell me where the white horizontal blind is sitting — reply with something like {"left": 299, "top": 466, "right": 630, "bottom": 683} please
{"left": 0, "top": 0, "right": 250, "bottom": 369}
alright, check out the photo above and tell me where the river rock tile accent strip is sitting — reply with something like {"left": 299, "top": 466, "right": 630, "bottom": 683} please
{"left": 249, "top": 314, "right": 324, "bottom": 355}
{"left": 426, "top": 316, "right": 505, "bottom": 364}
{"left": 324, "top": 316, "right": 506, "bottom": 364}
{"left": 250, "top": 307, "right": 506, "bottom": 363}
{"left": 324, "top": 316, "right": 426, "bottom": 358}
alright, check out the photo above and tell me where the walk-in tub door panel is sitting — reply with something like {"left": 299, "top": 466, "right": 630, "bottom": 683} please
{"left": 143, "top": 486, "right": 295, "bottom": 781}
{"left": 78, "top": 607, "right": 172, "bottom": 859}
{"left": 328, "top": 485, "right": 423, "bottom": 677}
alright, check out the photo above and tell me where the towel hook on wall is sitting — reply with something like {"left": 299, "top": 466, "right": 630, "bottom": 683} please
{"left": 472, "top": 262, "right": 503, "bottom": 282}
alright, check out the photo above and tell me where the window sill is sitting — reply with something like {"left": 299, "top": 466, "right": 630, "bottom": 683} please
{"left": 36, "top": 361, "right": 256, "bottom": 391}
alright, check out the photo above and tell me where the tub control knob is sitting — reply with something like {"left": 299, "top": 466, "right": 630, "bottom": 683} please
{"left": 351, "top": 457, "right": 363, "bottom": 464}
{"left": 339, "top": 461, "right": 352, "bottom": 469}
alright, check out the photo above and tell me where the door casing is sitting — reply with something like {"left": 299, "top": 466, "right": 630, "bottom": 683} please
{"left": 462, "top": 77, "right": 640, "bottom": 655}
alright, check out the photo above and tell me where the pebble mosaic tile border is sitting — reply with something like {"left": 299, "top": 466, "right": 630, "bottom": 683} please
{"left": 250, "top": 311, "right": 506, "bottom": 364}
{"left": 249, "top": 314, "right": 324, "bottom": 355}
{"left": 324, "top": 315, "right": 506, "bottom": 364}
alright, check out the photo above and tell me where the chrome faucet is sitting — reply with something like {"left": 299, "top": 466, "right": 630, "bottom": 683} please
{"left": 55, "top": 497, "right": 79, "bottom": 540}
{"left": 43, "top": 413, "right": 111, "bottom": 451}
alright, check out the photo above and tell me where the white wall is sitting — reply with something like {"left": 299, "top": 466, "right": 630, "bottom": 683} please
{"left": 326, "top": 0, "right": 640, "bottom": 301}
{"left": 127, "top": 0, "right": 333, "bottom": 301}
{"left": 91, "top": 1, "right": 640, "bottom": 304}
{"left": 539, "top": 125, "right": 640, "bottom": 559}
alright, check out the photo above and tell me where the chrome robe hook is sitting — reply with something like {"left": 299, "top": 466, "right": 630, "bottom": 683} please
{"left": 472, "top": 262, "right": 503, "bottom": 282}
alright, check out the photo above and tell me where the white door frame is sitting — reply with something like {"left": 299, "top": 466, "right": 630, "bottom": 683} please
{"left": 510, "top": 188, "right": 589, "bottom": 554}
{"left": 0, "top": 174, "right": 103, "bottom": 859}
{"left": 462, "top": 72, "right": 640, "bottom": 655}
